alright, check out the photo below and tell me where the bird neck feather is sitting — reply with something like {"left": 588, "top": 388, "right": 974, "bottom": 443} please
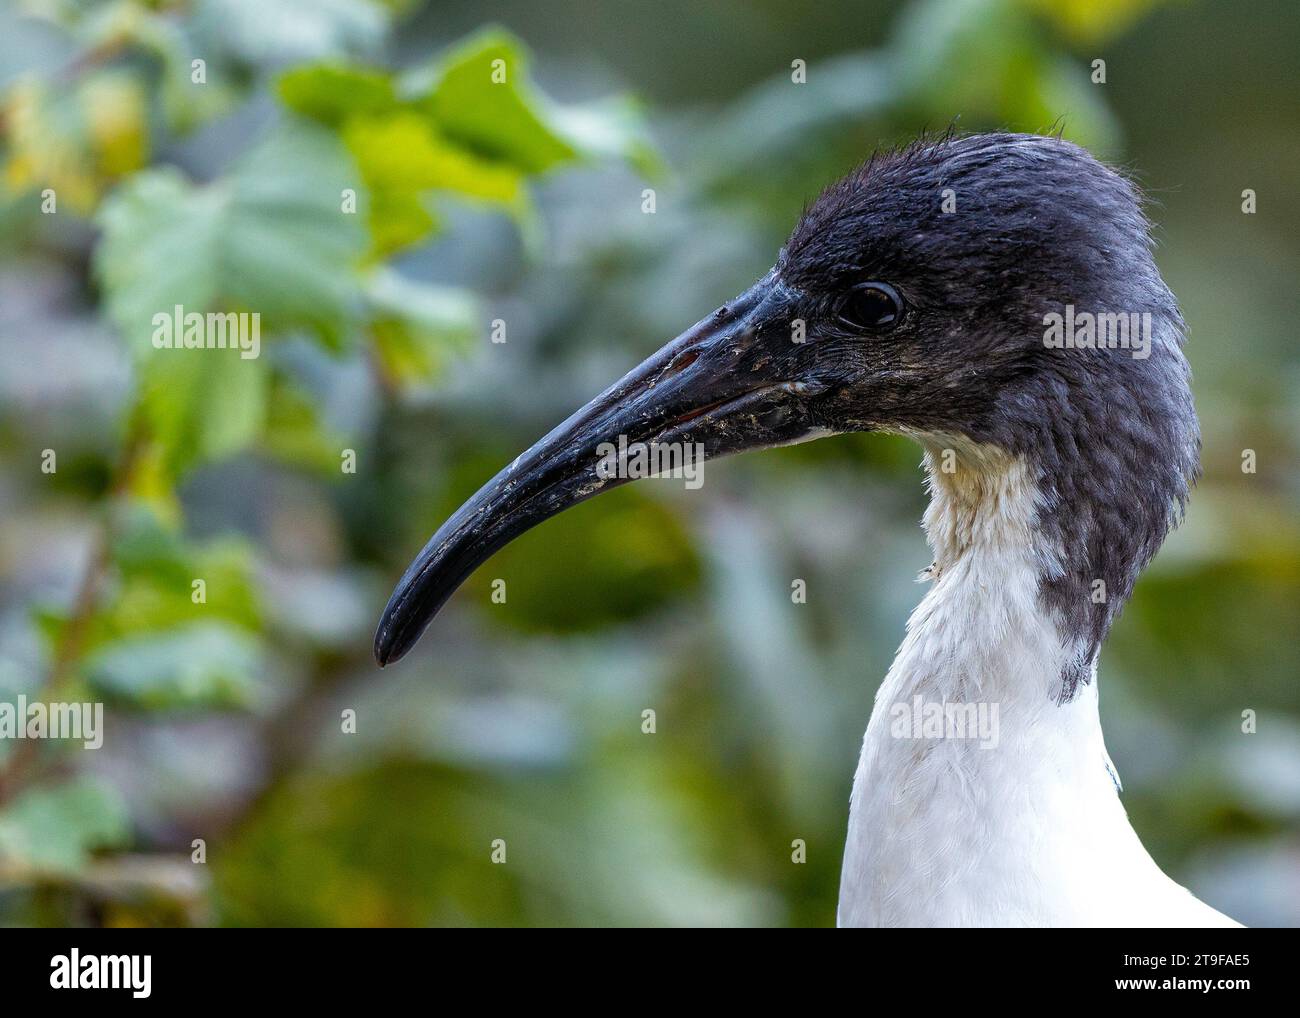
{"left": 838, "top": 443, "right": 1127, "bottom": 925}
{"left": 900, "top": 434, "right": 1078, "bottom": 703}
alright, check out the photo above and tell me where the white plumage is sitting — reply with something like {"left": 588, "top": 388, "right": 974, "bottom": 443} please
{"left": 838, "top": 439, "right": 1240, "bottom": 927}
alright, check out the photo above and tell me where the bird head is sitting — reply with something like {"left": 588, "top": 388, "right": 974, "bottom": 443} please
{"left": 375, "top": 131, "right": 1198, "bottom": 678}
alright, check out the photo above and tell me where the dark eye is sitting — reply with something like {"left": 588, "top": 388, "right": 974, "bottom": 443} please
{"left": 838, "top": 282, "right": 903, "bottom": 331}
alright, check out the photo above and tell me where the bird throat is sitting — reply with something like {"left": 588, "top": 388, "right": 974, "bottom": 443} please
{"left": 904, "top": 434, "right": 1081, "bottom": 703}
{"left": 838, "top": 438, "right": 1123, "bottom": 925}
{"left": 907, "top": 431, "right": 1119, "bottom": 703}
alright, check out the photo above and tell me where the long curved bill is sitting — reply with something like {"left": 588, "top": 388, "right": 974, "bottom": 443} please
{"left": 375, "top": 272, "right": 821, "bottom": 665}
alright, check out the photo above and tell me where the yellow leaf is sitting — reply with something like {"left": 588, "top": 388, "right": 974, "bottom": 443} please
{"left": 1019, "top": 0, "right": 1166, "bottom": 43}
{"left": 80, "top": 72, "right": 149, "bottom": 177}
{"left": 340, "top": 110, "right": 524, "bottom": 256}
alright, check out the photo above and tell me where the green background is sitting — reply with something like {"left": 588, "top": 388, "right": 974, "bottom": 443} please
{"left": 0, "top": 0, "right": 1296, "bottom": 926}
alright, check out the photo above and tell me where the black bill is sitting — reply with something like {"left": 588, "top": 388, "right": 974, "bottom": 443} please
{"left": 375, "top": 271, "right": 829, "bottom": 665}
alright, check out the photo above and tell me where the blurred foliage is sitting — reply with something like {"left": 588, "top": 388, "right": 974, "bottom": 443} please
{"left": 0, "top": 0, "right": 1296, "bottom": 927}
{"left": 0, "top": 775, "right": 130, "bottom": 876}
{"left": 278, "top": 29, "right": 657, "bottom": 256}
{"left": 0, "top": 0, "right": 659, "bottom": 918}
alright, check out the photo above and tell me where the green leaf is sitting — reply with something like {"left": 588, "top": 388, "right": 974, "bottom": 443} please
{"left": 110, "top": 504, "right": 261, "bottom": 622}
{"left": 46, "top": 503, "right": 265, "bottom": 658}
{"left": 261, "top": 375, "right": 349, "bottom": 474}
{"left": 278, "top": 63, "right": 397, "bottom": 125}
{"left": 135, "top": 349, "right": 270, "bottom": 477}
{"left": 339, "top": 110, "right": 525, "bottom": 256}
{"left": 124, "top": 10, "right": 237, "bottom": 133}
{"left": 1, "top": 68, "right": 150, "bottom": 214}
{"left": 414, "top": 30, "right": 659, "bottom": 177}
{"left": 0, "top": 775, "right": 131, "bottom": 875}
{"left": 366, "top": 268, "right": 479, "bottom": 387}
{"left": 83, "top": 622, "right": 262, "bottom": 710}
{"left": 417, "top": 29, "right": 578, "bottom": 174}
{"left": 97, "top": 122, "right": 366, "bottom": 359}
{"left": 362, "top": 185, "right": 440, "bottom": 257}
{"left": 96, "top": 122, "right": 365, "bottom": 473}
{"left": 33, "top": 506, "right": 264, "bottom": 704}
{"left": 273, "top": 41, "right": 656, "bottom": 256}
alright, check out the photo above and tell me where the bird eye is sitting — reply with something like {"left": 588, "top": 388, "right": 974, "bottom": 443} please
{"left": 838, "top": 282, "right": 903, "bottom": 331}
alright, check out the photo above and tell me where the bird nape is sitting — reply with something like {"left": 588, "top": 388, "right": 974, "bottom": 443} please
{"left": 374, "top": 131, "right": 1239, "bottom": 928}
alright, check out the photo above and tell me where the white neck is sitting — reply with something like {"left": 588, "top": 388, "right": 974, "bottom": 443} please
{"left": 837, "top": 440, "right": 1237, "bottom": 927}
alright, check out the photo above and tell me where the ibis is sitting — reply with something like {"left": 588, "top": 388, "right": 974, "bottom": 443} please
{"left": 375, "top": 132, "right": 1241, "bottom": 928}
